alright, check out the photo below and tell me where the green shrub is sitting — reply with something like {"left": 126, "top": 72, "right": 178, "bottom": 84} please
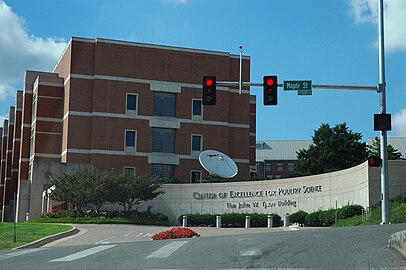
{"left": 221, "top": 213, "right": 245, "bottom": 227}
{"left": 338, "top": 204, "right": 364, "bottom": 219}
{"left": 178, "top": 213, "right": 281, "bottom": 227}
{"left": 289, "top": 210, "right": 308, "bottom": 226}
{"left": 305, "top": 210, "right": 322, "bottom": 227}
{"left": 178, "top": 214, "right": 216, "bottom": 226}
{"left": 319, "top": 209, "right": 336, "bottom": 226}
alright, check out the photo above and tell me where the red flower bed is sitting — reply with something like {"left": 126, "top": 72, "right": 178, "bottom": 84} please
{"left": 152, "top": 227, "right": 200, "bottom": 240}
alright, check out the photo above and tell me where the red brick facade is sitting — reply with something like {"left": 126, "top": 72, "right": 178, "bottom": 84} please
{"left": 0, "top": 38, "right": 256, "bottom": 220}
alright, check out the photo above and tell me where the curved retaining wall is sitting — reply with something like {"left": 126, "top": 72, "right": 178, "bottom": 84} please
{"left": 145, "top": 162, "right": 378, "bottom": 225}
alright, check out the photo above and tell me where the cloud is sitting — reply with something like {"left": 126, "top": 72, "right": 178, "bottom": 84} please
{"left": 393, "top": 109, "right": 406, "bottom": 136}
{"left": 348, "top": 0, "right": 406, "bottom": 52}
{"left": 0, "top": 1, "right": 67, "bottom": 99}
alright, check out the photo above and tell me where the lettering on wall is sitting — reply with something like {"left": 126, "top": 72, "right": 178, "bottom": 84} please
{"left": 192, "top": 185, "right": 322, "bottom": 210}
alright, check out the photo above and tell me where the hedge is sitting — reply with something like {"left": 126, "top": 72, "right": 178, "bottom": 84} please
{"left": 178, "top": 213, "right": 281, "bottom": 227}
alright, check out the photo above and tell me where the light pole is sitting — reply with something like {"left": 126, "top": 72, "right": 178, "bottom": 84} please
{"left": 378, "top": 0, "right": 389, "bottom": 224}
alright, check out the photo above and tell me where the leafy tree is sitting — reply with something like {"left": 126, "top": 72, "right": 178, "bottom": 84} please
{"left": 106, "top": 175, "right": 164, "bottom": 212}
{"left": 291, "top": 123, "right": 368, "bottom": 177}
{"left": 50, "top": 167, "right": 114, "bottom": 211}
{"left": 367, "top": 137, "right": 404, "bottom": 160}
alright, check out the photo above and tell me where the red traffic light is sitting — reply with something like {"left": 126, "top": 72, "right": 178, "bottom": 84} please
{"left": 368, "top": 156, "right": 382, "bottom": 167}
{"left": 266, "top": 78, "right": 274, "bottom": 86}
{"left": 205, "top": 78, "right": 213, "bottom": 87}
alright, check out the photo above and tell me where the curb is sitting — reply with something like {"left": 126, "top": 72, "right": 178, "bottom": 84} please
{"left": 14, "top": 226, "right": 80, "bottom": 249}
{"left": 388, "top": 230, "right": 406, "bottom": 258}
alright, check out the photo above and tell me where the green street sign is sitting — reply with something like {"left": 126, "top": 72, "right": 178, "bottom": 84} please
{"left": 283, "top": 80, "right": 312, "bottom": 91}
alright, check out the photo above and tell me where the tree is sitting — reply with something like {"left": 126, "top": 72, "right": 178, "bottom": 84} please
{"left": 50, "top": 167, "right": 117, "bottom": 211}
{"left": 367, "top": 137, "right": 404, "bottom": 160}
{"left": 291, "top": 123, "right": 368, "bottom": 177}
{"left": 106, "top": 175, "right": 164, "bottom": 212}
{"left": 50, "top": 168, "right": 164, "bottom": 213}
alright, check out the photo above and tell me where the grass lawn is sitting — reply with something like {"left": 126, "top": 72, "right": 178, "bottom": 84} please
{"left": 0, "top": 222, "right": 73, "bottom": 250}
{"left": 333, "top": 202, "right": 406, "bottom": 227}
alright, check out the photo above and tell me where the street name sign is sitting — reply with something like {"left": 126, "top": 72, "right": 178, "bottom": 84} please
{"left": 284, "top": 80, "right": 312, "bottom": 91}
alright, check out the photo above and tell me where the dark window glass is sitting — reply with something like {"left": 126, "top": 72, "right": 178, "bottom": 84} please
{"left": 151, "top": 164, "right": 174, "bottom": 179}
{"left": 125, "top": 130, "right": 136, "bottom": 147}
{"left": 192, "top": 135, "right": 201, "bottom": 151}
{"left": 153, "top": 92, "right": 176, "bottom": 117}
{"left": 191, "top": 171, "right": 201, "bottom": 183}
{"left": 152, "top": 128, "right": 175, "bottom": 153}
{"left": 127, "top": 94, "right": 137, "bottom": 111}
{"left": 192, "top": 100, "right": 202, "bottom": 116}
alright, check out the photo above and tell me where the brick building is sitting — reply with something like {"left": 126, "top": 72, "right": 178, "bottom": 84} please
{"left": 255, "top": 140, "right": 312, "bottom": 179}
{"left": 0, "top": 37, "right": 256, "bottom": 221}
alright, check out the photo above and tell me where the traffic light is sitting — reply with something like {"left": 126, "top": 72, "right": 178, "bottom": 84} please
{"left": 368, "top": 156, "right": 382, "bottom": 167}
{"left": 263, "top": 75, "right": 278, "bottom": 105}
{"left": 202, "top": 76, "right": 216, "bottom": 105}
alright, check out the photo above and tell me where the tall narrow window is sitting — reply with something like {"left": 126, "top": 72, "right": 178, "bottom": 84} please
{"left": 191, "top": 134, "right": 202, "bottom": 152}
{"left": 153, "top": 92, "right": 176, "bottom": 117}
{"left": 126, "top": 94, "right": 137, "bottom": 114}
{"left": 192, "top": 99, "right": 202, "bottom": 117}
{"left": 125, "top": 130, "right": 137, "bottom": 151}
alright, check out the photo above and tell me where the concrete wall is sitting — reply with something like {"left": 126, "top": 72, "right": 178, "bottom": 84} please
{"left": 144, "top": 161, "right": 406, "bottom": 225}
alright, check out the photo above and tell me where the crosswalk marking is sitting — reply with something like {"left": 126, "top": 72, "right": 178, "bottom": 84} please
{"left": 0, "top": 249, "right": 42, "bottom": 261}
{"left": 49, "top": 244, "right": 116, "bottom": 262}
{"left": 240, "top": 248, "right": 262, "bottom": 256}
{"left": 146, "top": 241, "right": 188, "bottom": 259}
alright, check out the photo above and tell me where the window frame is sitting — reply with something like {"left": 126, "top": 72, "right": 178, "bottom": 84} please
{"left": 124, "top": 129, "right": 137, "bottom": 151}
{"left": 192, "top": 99, "right": 202, "bottom": 119}
{"left": 152, "top": 128, "right": 176, "bottom": 153}
{"left": 190, "top": 170, "right": 202, "bottom": 183}
{"left": 126, "top": 93, "right": 138, "bottom": 115}
{"left": 191, "top": 134, "right": 203, "bottom": 154}
{"left": 153, "top": 92, "right": 176, "bottom": 117}
{"left": 123, "top": 167, "right": 136, "bottom": 176}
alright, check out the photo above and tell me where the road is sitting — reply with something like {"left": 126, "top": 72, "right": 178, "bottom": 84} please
{"left": 1, "top": 224, "right": 405, "bottom": 269}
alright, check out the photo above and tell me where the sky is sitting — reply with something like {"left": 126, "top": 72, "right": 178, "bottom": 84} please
{"left": 0, "top": 0, "right": 405, "bottom": 141}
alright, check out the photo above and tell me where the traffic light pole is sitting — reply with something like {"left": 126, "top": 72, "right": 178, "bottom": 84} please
{"left": 217, "top": 81, "right": 377, "bottom": 91}
{"left": 378, "top": 0, "right": 389, "bottom": 225}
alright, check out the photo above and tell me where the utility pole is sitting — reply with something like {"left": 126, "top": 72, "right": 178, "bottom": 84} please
{"left": 378, "top": 0, "right": 389, "bottom": 224}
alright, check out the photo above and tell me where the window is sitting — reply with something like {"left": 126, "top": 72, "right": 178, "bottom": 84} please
{"left": 153, "top": 92, "right": 176, "bottom": 117}
{"left": 126, "top": 94, "right": 137, "bottom": 113}
{"left": 152, "top": 164, "right": 174, "bottom": 179}
{"left": 277, "top": 163, "right": 283, "bottom": 172}
{"left": 265, "top": 163, "right": 271, "bottom": 172}
{"left": 152, "top": 128, "right": 175, "bottom": 153}
{"left": 256, "top": 163, "right": 260, "bottom": 173}
{"left": 192, "top": 99, "right": 202, "bottom": 117}
{"left": 123, "top": 167, "right": 136, "bottom": 176}
{"left": 125, "top": 130, "right": 137, "bottom": 150}
{"left": 288, "top": 163, "right": 294, "bottom": 172}
{"left": 191, "top": 134, "right": 202, "bottom": 152}
{"left": 190, "top": 171, "right": 202, "bottom": 183}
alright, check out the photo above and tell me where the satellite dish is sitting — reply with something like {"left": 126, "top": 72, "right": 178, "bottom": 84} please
{"left": 199, "top": 150, "right": 238, "bottom": 178}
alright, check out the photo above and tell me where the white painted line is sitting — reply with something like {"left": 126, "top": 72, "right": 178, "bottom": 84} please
{"left": 94, "top": 236, "right": 118, "bottom": 245}
{"left": 49, "top": 244, "right": 116, "bottom": 262}
{"left": 0, "top": 249, "right": 42, "bottom": 261}
{"left": 240, "top": 248, "right": 262, "bottom": 256}
{"left": 145, "top": 241, "right": 188, "bottom": 259}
